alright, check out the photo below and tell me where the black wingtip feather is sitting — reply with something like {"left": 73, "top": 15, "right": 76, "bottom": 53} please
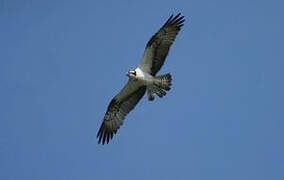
{"left": 98, "top": 129, "right": 103, "bottom": 144}
{"left": 97, "top": 122, "right": 116, "bottom": 145}
{"left": 102, "top": 132, "right": 107, "bottom": 145}
{"left": 169, "top": 13, "right": 181, "bottom": 23}
{"left": 106, "top": 134, "right": 110, "bottom": 144}
{"left": 177, "top": 19, "right": 185, "bottom": 25}
{"left": 173, "top": 16, "right": 184, "bottom": 25}
{"left": 97, "top": 127, "right": 101, "bottom": 138}
{"left": 163, "top": 14, "right": 174, "bottom": 27}
{"left": 163, "top": 13, "right": 185, "bottom": 28}
{"left": 97, "top": 123, "right": 107, "bottom": 145}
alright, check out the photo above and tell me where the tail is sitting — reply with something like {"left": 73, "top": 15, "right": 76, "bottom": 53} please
{"left": 147, "top": 73, "right": 172, "bottom": 101}
{"left": 155, "top": 73, "right": 172, "bottom": 91}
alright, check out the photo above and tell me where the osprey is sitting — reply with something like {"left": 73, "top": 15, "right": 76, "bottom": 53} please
{"left": 97, "top": 13, "right": 185, "bottom": 144}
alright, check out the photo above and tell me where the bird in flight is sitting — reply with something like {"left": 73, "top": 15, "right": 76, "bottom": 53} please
{"left": 97, "top": 13, "right": 185, "bottom": 144}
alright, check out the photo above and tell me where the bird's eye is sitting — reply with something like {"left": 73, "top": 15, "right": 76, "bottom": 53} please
{"left": 133, "top": 71, "right": 136, "bottom": 76}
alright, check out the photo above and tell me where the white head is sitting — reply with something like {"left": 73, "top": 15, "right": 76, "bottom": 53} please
{"left": 126, "top": 70, "right": 136, "bottom": 79}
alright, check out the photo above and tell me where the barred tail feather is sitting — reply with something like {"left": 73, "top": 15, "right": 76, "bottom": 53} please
{"left": 155, "top": 73, "right": 172, "bottom": 91}
{"left": 147, "top": 73, "right": 172, "bottom": 101}
{"left": 147, "top": 89, "right": 155, "bottom": 101}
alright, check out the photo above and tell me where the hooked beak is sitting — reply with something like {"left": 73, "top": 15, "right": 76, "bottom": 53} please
{"left": 126, "top": 71, "right": 129, "bottom": 76}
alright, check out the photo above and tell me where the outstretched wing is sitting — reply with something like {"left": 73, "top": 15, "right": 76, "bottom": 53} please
{"left": 97, "top": 81, "right": 146, "bottom": 145}
{"left": 138, "top": 13, "right": 185, "bottom": 75}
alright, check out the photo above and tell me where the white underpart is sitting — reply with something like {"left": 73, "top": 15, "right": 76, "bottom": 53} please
{"left": 135, "top": 67, "right": 155, "bottom": 87}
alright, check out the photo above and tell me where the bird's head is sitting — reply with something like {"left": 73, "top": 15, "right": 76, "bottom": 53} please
{"left": 126, "top": 70, "right": 137, "bottom": 79}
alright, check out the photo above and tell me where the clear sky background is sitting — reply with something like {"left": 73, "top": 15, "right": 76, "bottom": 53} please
{"left": 1, "top": 0, "right": 284, "bottom": 179}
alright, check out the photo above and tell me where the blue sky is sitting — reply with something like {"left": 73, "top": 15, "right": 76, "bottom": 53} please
{"left": 1, "top": 0, "right": 284, "bottom": 179}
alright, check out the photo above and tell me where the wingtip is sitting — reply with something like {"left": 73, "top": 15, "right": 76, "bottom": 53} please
{"left": 164, "top": 13, "right": 185, "bottom": 26}
{"left": 97, "top": 123, "right": 113, "bottom": 145}
{"left": 163, "top": 14, "right": 174, "bottom": 27}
